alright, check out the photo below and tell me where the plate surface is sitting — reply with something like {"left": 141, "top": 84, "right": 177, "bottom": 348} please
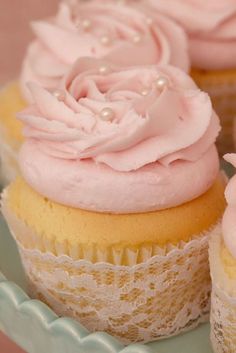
{"left": 0, "top": 215, "right": 213, "bottom": 353}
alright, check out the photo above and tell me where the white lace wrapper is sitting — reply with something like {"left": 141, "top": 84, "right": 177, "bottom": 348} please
{"left": 8, "top": 222, "right": 220, "bottom": 344}
{"left": 0, "top": 129, "right": 19, "bottom": 186}
{"left": 209, "top": 231, "right": 236, "bottom": 353}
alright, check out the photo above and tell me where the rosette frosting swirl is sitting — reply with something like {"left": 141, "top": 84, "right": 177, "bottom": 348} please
{"left": 147, "top": 0, "right": 236, "bottom": 70}
{"left": 222, "top": 154, "right": 236, "bottom": 258}
{"left": 18, "top": 58, "right": 220, "bottom": 213}
{"left": 20, "top": 0, "right": 189, "bottom": 101}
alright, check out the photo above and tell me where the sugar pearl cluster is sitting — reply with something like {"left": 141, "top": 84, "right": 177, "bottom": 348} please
{"left": 53, "top": 72, "right": 170, "bottom": 123}
{"left": 76, "top": 4, "right": 155, "bottom": 48}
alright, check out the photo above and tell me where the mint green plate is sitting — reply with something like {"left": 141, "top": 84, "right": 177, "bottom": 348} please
{"left": 0, "top": 215, "right": 214, "bottom": 353}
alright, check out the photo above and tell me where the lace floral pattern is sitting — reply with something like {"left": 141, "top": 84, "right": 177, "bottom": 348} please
{"left": 15, "top": 225, "right": 221, "bottom": 344}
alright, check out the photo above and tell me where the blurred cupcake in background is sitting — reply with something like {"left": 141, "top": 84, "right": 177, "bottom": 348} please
{"left": 209, "top": 153, "right": 236, "bottom": 353}
{"left": 2, "top": 58, "right": 225, "bottom": 343}
{"left": 0, "top": 0, "right": 189, "bottom": 185}
{"left": 146, "top": 0, "right": 236, "bottom": 155}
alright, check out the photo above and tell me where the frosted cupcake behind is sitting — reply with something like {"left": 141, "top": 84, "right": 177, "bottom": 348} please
{"left": 146, "top": 0, "right": 236, "bottom": 154}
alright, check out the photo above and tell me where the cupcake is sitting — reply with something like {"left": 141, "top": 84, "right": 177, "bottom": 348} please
{"left": 0, "top": 0, "right": 189, "bottom": 185}
{"left": 146, "top": 0, "right": 236, "bottom": 154}
{"left": 209, "top": 153, "right": 236, "bottom": 353}
{"left": 2, "top": 58, "right": 225, "bottom": 343}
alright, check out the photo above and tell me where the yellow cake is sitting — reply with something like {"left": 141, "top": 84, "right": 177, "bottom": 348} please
{"left": 220, "top": 244, "right": 236, "bottom": 282}
{"left": 3, "top": 175, "right": 226, "bottom": 258}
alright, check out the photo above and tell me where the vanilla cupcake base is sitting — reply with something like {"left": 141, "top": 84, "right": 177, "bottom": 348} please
{"left": 209, "top": 233, "right": 236, "bottom": 353}
{"left": 3, "top": 198, "right": 221, "bottom": 344}
{"left": 191, "top": 68, "right": 236, "bottom": 155}
{"left": 2, "top": 174, "right": 226, "bottom": 343}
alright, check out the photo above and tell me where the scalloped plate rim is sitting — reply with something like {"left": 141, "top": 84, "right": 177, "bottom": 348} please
{"left": 0, "top": 272, "right": 154, "bottom": 353}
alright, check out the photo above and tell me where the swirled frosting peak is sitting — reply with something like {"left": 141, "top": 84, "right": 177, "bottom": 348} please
{"left": 20, "top": 0, "right": 189, "bottom": 101}
{"left": 147, "top": 0, "right": 236, "bottom": 70}
{"left": 18, "top": 58, "right": 220, "bottom": 213}
{"left": 222, "top": 154, "right": 236, "bottom": 258}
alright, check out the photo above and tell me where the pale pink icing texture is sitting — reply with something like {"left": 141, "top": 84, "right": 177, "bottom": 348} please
{"left": 222, "top": 154, "right": 236, "bottom": 258}
{"left": 147, "top": 0, "right": 236, "bottom": 70}
{"left": 20, "top": 0, "right": 189, "bottom": 102}
{"left": 18, "top": 58, "right": 220, "bottom": 213}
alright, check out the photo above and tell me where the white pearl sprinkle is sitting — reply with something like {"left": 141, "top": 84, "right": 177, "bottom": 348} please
{"left": 82, "top": 19, "right": 92, "bottom": 31}
{"left": 132, "top": 34, "right": 142, "bottom": 44}
{"left": 141, "top": 88, "right": 149, "bottom": 96}
{"left": 155, "top": 76, "right": 169, "bottom": 91}
{"left": 53, "top": 89, "right": 66, "bottom": 101}
{"left": 99, "top": 107, "right": 114, "bottom": 121}
{"left": 99, "top": 65, "right": 111, "bottom": 75}
{"left": 100, "top": 35, "right": 112, "bottom": 46}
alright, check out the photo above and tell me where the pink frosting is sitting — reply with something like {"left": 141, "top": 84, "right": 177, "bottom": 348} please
{"left": 147, "top": 0, "right": 236, "bottom": 70}
{"left": 18, "top": 58, "right": 220, "bottom": 213}
{"left": 20, "top": 0, "right": 189, "bottom": 101}
{"left": 222, "top": 154, "right": 236, "bottom": 258}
